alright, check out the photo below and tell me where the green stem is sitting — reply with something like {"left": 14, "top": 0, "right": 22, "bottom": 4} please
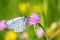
{"left": 38, "top": 23, "right": 49, "bottom": 40}
{"left": 17, "top": 32, "right": 21, "bottom": 40}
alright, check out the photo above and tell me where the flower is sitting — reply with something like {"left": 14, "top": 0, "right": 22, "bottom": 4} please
{"left": 35, "top": 28, "right": 44, "bottom": 38}
{"left": 19, "top": 3, "right": 29, "bottom": 13}
{"left": 50, "top": 22, "right": 57, "bottom": 30}
{"left": 20, "top": 32, "right": 29, "bottom": 39}
{"left": 47, "top": 29, "right": 54, "bottom": 37}
{"left": 28, "top": 13, "right": 40, "bottom": 25}
{"left": 47, "top": 22, "right": 57, "bottom": 37}
{"left": 4, "top": 36, "right": 15, "bottom": 40}
{"left": 4, "top": 30, "right": 17, "bottom": 40}
{"left": 0, "top": 20, "right": 7, "bottom": 30}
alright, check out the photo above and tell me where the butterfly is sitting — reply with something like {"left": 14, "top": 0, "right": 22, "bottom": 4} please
{"left": 6, "top": 16, "right": 27, "bottom": 32}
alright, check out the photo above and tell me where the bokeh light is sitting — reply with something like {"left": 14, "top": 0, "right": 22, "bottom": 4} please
{"left": 4, "top": 30, "right": 17, "bottom": 40}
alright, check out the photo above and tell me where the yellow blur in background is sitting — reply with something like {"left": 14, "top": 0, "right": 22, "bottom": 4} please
{"left": 4, "top": 30, "right": 17, "bottom": 40}
{"left": 19, "top": 3, "right": 29, "bottom": 13}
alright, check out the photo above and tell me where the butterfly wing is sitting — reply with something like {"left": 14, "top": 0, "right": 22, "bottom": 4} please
{"left": 6, "top": 19, "right": 15, "bottom": 29}
{"left": 6, "top": 17, "right": 24, "bottom": 29}
{"left": 14, "top": 17, "right": 26, "bottom": 32}
{"left": 6, "top": 16, "right": 27, "bottom": 32}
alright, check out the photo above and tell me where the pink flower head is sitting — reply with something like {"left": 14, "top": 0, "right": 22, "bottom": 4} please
{"left": 35, "top": 28, "right": 44, "bottom": 37}
{"left": 0, "top": 20, "right": 7, "bottom": 30}
{"left": 28, "top": 13, "right": 40, "bottom": 25}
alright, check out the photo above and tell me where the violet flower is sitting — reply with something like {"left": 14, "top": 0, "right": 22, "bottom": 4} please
{"left": 0, "top": 20, "right": 7, "bottom": 30}
{"left": 28, "top": 13, "right": 40, "bottom": 25}
{"left": 28, "top": 13, "right": 48, "bottom": 40}
{"left": 35, "top": 28, "right": 44, "bottom": 38}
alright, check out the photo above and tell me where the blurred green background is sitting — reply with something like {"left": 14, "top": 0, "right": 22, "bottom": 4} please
{"left": 0, "top": 0, "right": 60, "bottom": 40}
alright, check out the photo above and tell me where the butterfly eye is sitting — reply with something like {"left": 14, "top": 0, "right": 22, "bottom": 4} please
{"left": 23, "top": 16, "right": 26, "bottom": 21}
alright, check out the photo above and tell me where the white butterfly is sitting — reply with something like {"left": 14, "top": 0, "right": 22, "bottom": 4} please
{"left": 6, "top": 16, "right": 27, "bottom": 32}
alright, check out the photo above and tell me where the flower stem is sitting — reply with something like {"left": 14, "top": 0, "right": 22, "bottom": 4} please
{"left": 38, "top": 23, "right": 49, "bottom": 40}
{"left": 17, "top": 32, "right": 21, "bottom": 40}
